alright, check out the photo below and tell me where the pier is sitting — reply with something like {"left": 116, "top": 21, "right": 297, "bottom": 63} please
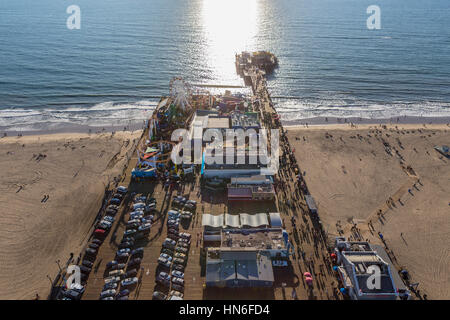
{"left": 57, "top": 56, "right": 341, "bottom": 301}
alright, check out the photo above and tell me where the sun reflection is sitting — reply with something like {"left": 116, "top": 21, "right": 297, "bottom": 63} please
{"left": 201, "top": 0, "right": 259, "bottom": 83}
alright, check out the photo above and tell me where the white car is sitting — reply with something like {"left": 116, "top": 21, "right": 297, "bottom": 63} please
{"left": 104, "top": 276, "right": 120, "bottom": 284}
{"left": 99, "top": 289, "right": 116, "bottom": 299}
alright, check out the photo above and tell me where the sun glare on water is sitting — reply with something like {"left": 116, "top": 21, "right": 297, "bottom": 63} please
{"left": 201, "top": 0, "right": 259, "bottom": 82}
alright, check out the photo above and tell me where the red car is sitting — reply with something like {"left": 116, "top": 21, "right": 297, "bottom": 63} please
{"left": 94, "top": 229, "right": 106, "bottom": 237}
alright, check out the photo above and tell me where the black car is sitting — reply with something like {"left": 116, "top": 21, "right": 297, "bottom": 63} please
{"left": 121, "top": 237, "right": 134, "bottom": 245}
{"left": 85, "top": 248, "right": 97, "bottom": 256}
{"left": 116, "top": 252, "right": 129, "bottom": 262}
{"left": 152, "top": 291, "right": 167, "bottom": 300}
{"left": 79, "top": 265, "right": 92, "bottom": 274}
{"left": 113, "top": 193, "right": 123, "bottom": 200}
{"left": 82, "top": 260, "right": 94, "bottom": 268}
{"left": 124, "top": 269, "right": 138, "bottom": 278}
{"left": 172, "top": 263, "right": 185, "bottom": 272}
{"left": 118, "top": 242, "right": 133, "bottom": 249}
{"left": 106, "top": 209, "right": 117, "bottom": 216}
{"left": 127, "top": 258, "right": 141, "bottom": 268}
{"left": 92, "top": 239, "right": 103, "bottom": 245}
{"left": 130, "top": 248, "right": 144, "bottom": 258}
{"left": 88, "top": 243, "right": 100, "bottom": 250}
{"left": 63, "top": 289, "right": 82, "bottom": 300}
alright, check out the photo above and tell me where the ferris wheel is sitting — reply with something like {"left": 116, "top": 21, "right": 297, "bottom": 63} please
{"left": 170, "top": 77, "right": 192, "bottom": 111}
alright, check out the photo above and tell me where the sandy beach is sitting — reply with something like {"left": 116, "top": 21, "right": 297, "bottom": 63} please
{"left": 286, "top": 123, "right": 450, "bottom": 299}
{"left": 0, "top": 131, "right": 141, "bottom": 299}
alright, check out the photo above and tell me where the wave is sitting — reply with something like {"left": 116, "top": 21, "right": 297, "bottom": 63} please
{"left": 0, "top": 100, "right": 158, "bottom": 131}
{"left": 1, "top": 97, "right": 450, "bottom": 132}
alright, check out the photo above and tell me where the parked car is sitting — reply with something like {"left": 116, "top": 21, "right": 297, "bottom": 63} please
{"left": 160, "top": 248, "right": 173, "bottom": 256}
{"left": 108, "top": 269, "right": 124, "bottom": 277}
{"left": 167, "top": 233, "right": 179, "bottom": 241}
{"left": 117, "top": 186, "right": 128, "bottom": 194}
{"left": 92, "top": 239, "right": 103, "bottom": 245}
{"left": 100, "top": 296, "right": 114, "bottom": 301}
{"left": 107, "top": 205, "right": 119, "bottom": 211}
{"left": 180, "top": 211, "right": 192, "bottom": 220}
{"left": 63, "top": 289, "right": 83, "bottom": 300}
{"left": 172, "top": 263, "right": 185, "bottom": 272}
{"left": 127, "top": 258, "right": 141, "bottom": 268}
{"left": 184, "top": 200, "right": 196, "bottom": 212}
{"left": 113, "top": 193, "right": 123, "bottom": 200}
{"left": 141, "top": 215, "right": 154, "bottom": 223}
{"left": 156, "top": 272, "right": 171, "bottom": 286}
{"left": 104, "top": 276, "right": 121, "bottom": 284}
{"left": 82, "top": 260, "right": 94, "bottom": 268}
{"left": 79, "top": 265, "right": 92, "bottom": 274}
{"left": 111, "top": 263, "right": 126, "bottom": 271}
{"left": 106, "top": 261, "right": 118, "bottom": 270}
{"left": 118, "top": 241, "right": 133, "bottom": 249}
{"left": 121, "top": 237, "right": 135, "bottom": 244}
{"left": 109, "top": 198, "right": 122, "bottom": 206}
{"left": 124, "top": 269, "right": 138, "bottom": 278}
{"left": 98, "top": 221, "right": 112, "bottom": 230}
{"left": 129, "top": 212, "right": 144, "bottom": 220}
{"left": 117, "top": 248, "right": 131, "bottom": 255}
{"left": 178, "top": 238, "right": 191, "bottom": 245}
{"left": 162, "top": 238, "right": 176, "bottom": 249}
{"left": 171, "top": 270, "right": 184, "bottom": 279}
{"left": 167, "top": 210, "right": 180, "bottom": 219}
{"left": 103, "top": 216, "right": 115, "bottom": 223}
{"left": 116, "top": 289, "right": 130, "bottom": 298}
{"left": 124, "top": 229, "right": 137, "bottom": 237}
{"left": 138, "top": 223, "right": 151, "bottom": 232}
{"left": 85, "top": 248, "right": 97, "bottom": 256}
{"left": 179, "top": 232, "right": 191, "bottom": 240}
{"left": 133, "top": 203, "right": 146, "bottom": 210}
{"left": 120, "top": 277, "right": 138, "bottom": 287}
{"left": 83, "top": 255, "right": 96, "bottom": 263}
{"left": 103, "top": 282, "right": 118, "bottom": 291}
{"left": 116, "top": 252, "right": 129, "bottom": 262}
{"left": 152, "top": 291, "right": 167, "bottom": 300}
{"left": 131, "top": 248, "right": 144, "bottom": 258}
{"left": 173, "top": 258, "right": 186, "bottom": 266}
{"left": 159, "top": 253, "right": 172, "bottom": 261}
{"left": 106, "top": 209, "right": 117, "bottom": 216}
{"left": 174, "top": 252, "right": 186, "bottom": 260}
{"left": 176, "top": 241, "right": 189, "bottom": 249}
{"left": 88, "top": 243, "right": 100, "bottom": 250}
{"left": 171, "top": 283, "right": 184, "bottom": 292}
{"left": 157, "top": 257, "right": 172, "bottom": 268}
{"left": 169, "top": 290, "right": 184, "bottom": 299}
{"left": 99, "top": 289, "right": 116, "bottom": 299}
{"left": 172, "top": 277, "right": 184, "bottom": 286}
{"left": 175, "top": 246, "right": 188, "bottom": 254}
{"left": 94, "top": 228, "right": 106, "bottom": 238}
{"left": 126, "top": 222, "right": 140, "bottom": 230}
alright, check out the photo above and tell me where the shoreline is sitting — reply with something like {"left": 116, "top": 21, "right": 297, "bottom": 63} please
{"left": 2, "top": 115, "right": 449, "bottom": 137}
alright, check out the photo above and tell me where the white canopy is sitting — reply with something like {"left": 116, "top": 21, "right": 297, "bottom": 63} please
{"left": 240, "top": 213, "right": 269, "bottom": 227}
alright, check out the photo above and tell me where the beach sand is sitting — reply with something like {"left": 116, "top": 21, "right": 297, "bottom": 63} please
{"left": 287, "top": 123, "right": 450, "bottom": 299}
{"left": 0, "top": 131, "right": 141, "bottom": 299}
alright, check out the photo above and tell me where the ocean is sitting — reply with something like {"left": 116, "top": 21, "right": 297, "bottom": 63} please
{"left": 1, "top": 0, "right": 449, "bottom": 131}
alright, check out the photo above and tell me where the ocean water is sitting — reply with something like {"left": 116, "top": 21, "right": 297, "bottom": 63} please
{"left": 0, "top": 0, "right": 449, "bottom": 131}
